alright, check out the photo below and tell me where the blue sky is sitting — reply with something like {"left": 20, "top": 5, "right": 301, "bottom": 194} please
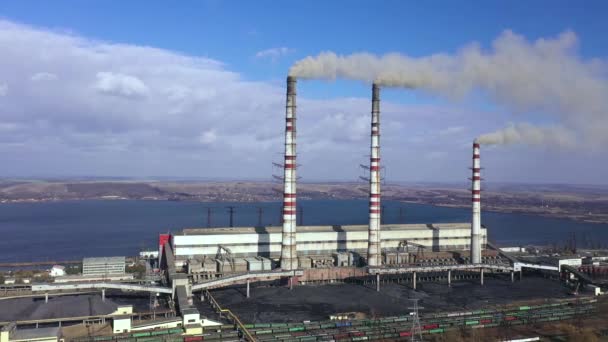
{"left": 0, "top": 1, "right": 607, "bottom": 183}
{"left": 3, "top": 1, "right": 606, "bottom": 93}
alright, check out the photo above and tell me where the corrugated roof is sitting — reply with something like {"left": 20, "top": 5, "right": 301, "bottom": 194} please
{"left": 179, "top": 223, "right": 471, "bottom": 235}
{"left": 11, "top": 327, "right": 60, "bottom": 340}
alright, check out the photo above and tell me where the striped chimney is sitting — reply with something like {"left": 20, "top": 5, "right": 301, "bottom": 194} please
{"left": 367, "top": 83, "right": 381, "bottom": 266}
{"left": 470, "top": 141, "right": 482, "bottom": 264}
{"left": 280, "top": 76, "right": 298, "bottom": 270}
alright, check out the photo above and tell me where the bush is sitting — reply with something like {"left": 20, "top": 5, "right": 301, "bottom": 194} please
{"left": 65, "top": 264, "right": 82, "bottom": 275}
{"left": 126, "top": 263, "right": 146, "bottom": 279}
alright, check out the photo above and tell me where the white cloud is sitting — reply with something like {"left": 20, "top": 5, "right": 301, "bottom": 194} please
{"left": 0, "top": 83, "right": 7, "bottom": 96}
{"left": 199, "top": 130, "right": 217, "bottom": 145}
{"left": 95, "top": 72, "right": 149, "bottom": 99}
{"left": 425, "top": 151, "right": 447, "bottom": 160}
{"left": 31, "top": 72, "right": 58, "bottom": 82}
{"left": 0, "top": 19, "right": 605, "bottom": 182}
{"left": 438, "top": 126, "right": 465, "bottom": 136}
{"left": 255, "top": 47, "right": 294, "bottom": 61}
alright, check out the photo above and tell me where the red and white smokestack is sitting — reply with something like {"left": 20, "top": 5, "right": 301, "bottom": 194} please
{"left": 367, "top": 83, "right": 381, "bottom": 267}
{"left": 470, "top": 141, "right": 482, "bottom": 264}
{"left": 280, "top": 76, "right": 298, "bottom": 270}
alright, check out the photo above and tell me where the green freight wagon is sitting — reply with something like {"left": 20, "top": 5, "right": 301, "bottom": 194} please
{"left": 150, "top": 330, "right": 170, "bottom": 336}
{"left": 255, "top": 329, "right": 273, "bottom": 335}
{"left": 131, "top": 332, "right": 151, "bottom": 338}
{"left": 135, "top": 337, "right": 162, "bottom": 342}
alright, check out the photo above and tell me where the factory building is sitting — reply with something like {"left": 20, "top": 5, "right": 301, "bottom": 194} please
{"left": 82, "top": 256, "right": 126, "bottom": 276}
{"left": 170, "top": 223, "right": 487, "bottom": 268}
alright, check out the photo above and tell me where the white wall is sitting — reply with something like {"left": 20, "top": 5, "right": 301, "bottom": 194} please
{"left": 113, "top": 318, "right": 131, "bottom": 334}
{"left": 174, "top": 226, "right": 486, "bottom": 258}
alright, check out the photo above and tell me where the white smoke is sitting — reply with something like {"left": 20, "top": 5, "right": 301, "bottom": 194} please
{"left": 476, "top": 123, "right": 576, "bottom": 146}
{"left": 290, "top": 30, "right": 608, "bottom": 147}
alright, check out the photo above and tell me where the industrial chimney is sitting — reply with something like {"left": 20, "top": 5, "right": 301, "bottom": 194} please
{"left": 280, "top": 76, "right": 298, "bottom": 270}
{"left": 367, "top": 83, "right": 381, "bottom": 267}
{"left": 470, "top": 141, "right": 482, "bottom": 264}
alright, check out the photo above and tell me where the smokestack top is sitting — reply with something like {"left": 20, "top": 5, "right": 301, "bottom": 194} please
{"left": 287, "top": 76, "right": 296, "bottom": 95}
{"left": 473, "top": 141, "right": 480, "bottom": 149}
{"left": 372, "top": 82, "right": 380, "bottom": 100}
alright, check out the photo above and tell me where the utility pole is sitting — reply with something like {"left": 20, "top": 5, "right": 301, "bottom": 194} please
{"left": 399, "top": 207, "right": 405, "bottom": 224}
{"left": 381, "top": 205, "right": 386, "bottom": 224}
{"left": 226, "top": 206, "right": 236, "bottom": 227}
{"left": 257, "top": 207, "right": 264, "bottom": 227}
{"left": 298, "top": 205, "right": 303, "bottom": 226}
{"left": 205, "top": 207, "right": 213, "bottom": 228}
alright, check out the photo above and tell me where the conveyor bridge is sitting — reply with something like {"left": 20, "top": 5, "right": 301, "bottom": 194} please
{"left": 513, "top": 262, "right": 559, "bottom": 272}
{"left": 32, "top": 282, "right": 173, "bottom": 294}
{"left": 368, "top": 263, "right": 513, "bottom": 275}
{"left": 192, "top": 270, "right": 303, "bottom": 291}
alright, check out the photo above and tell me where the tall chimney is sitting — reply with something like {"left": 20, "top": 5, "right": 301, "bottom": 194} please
{"left": 280, "top": 76, "right": 298, "bottom": 270}
{"left": 367, "top": 83, "right": 381, "bottom": 266}
{"left": 470, "top": 141, "right": 482, "bottom": 264}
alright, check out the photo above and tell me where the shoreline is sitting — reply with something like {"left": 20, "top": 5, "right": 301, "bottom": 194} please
{"left": 1, "top": 196, "right": 606, "bottom": 225}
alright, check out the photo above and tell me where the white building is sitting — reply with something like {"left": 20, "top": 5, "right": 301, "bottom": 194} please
{"left": 82, "top": 256, "right": 125, "bottom": 277}
{"left": 171, "top": 223, "right": 486, "bottom": 266}
{"left": 113, "top": 315, "right": 131, "bottom": 334}
{"left": 49, "top": 265, "right": 66, "bottom": 277}
{"left": 139, "top": 250, "right": 159, "bottom": 259}
{"left": 500, "top": 247, "right": 525, "bottom": 253}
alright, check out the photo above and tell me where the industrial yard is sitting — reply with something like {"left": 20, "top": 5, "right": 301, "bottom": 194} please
{"left": 208, "top": 277, "right": 573, "bottom": 324}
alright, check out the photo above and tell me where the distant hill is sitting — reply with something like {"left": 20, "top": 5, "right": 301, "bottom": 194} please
{"left": 1, "top": 179, "right": 607, "bottom": 224}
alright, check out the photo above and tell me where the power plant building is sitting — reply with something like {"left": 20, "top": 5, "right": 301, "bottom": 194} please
{"left": 82, "top": 256, "right": 126, "bottom": 276}
{"left": 170, "top": 223, "right": 487, "bottom": 267}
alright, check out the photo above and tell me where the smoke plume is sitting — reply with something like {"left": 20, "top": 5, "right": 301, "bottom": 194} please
{"left": 476, "top": 123, "right": 576, "bottom": 146}
{"left": 290, "top": 30, "right": 608, "bottom": 147}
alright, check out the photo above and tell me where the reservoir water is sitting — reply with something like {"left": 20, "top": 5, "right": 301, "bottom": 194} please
{"left": 0, "top": 199, "right": 607, "bottom": 263}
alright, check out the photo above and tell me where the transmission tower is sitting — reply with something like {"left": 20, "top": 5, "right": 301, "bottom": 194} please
{"left": 408, "top": 298, "right": 424, "bottom": 342}
{"left": 226, "top": 206, "right": 236, "bottom": 227}
{"left": 257, "top": 207, "right": 264, "bottom": 227}
{"left": 205, "top": 207, "right": 213, "bottom": 228}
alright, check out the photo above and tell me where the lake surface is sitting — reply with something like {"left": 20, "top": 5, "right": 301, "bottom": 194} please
{"left": 0, "top": 199, "right": 607, "bottom": 263}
